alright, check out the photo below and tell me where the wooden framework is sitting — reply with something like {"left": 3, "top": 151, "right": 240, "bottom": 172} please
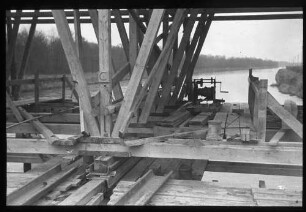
{"left": 6, "top": 10, "right": 303, "bottom": 205}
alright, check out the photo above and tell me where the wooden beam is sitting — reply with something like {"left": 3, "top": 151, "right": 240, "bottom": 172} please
{"left": 179, "top": 14, "right": 213, "bottom": 102}
{"left": 73, "top": 10, "right": 87, "bottom": 133}
{"left": 112, "top": 9, "right": 165, "bottom": 137}
{"left": 6, "top": 91, "right": 24, "bottom": 122}
{"left": 7, "top": 163, "right": 62, "bottom": 204}
{"left": 52, "top": 10, "right": 100, "bottom": 136}
{"left": 156, "top": 9, "right": 200, "bottom": 112}
{"left": 59, "top": 179, "right": 105, "bottom": 205}
{"left": 111, "top": 62, "right": 131, "bottom": 85}
{"left": 111, "top": 58, "right": 124, "bottom": 101}
{"left": 18, "top": 107, "right": 60, "bottom": 144}
{"left": 129, "top": 9, "right": 139, "bottom": 71}
{"left": 267, "top": 92, "right": 302, "bottom": 138}
{"left": 169, "top": 12, "right": 208, "bottom": 104}
{"left": 138, "top": 9, "right": 186, "bottom": 123}
{"left": 6, "top": 10, "right": 22, "bottom": 81}
{"left": 15, "top": 10, "right": 39, "bottom": 99}
{"left": 7, "top": 138, "right": 302, "bottom": 165}
{"left": 98, "top": 9, "right": 113, "bottom": 137}
{"left": 113, "top": 9, "right": 129, "bottom": 61}
{"left": 113, "top": 169, "right": 172, "bottom": 205}
{"left": 256, "top": 80, "right": 268, "bottom": 141}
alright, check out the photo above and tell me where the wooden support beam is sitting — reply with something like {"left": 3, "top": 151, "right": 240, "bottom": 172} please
{"left": 6, "top": 10, "right": 22, "bottom": 81}
{"left": 113, "top": 169, "right": 172, "bottom": 205}
{"left": 179, "top": 14, "right": 213, "bottom": 102}
{"left": 7, "top": 138, "right": 302, "bottom": 165}
{"left": 138, "top": 9, "right": 186, "bottom": 123}
{"left": 113, "top": 9, "right": 129, "bottom": 61}
{"left": 7, "top": 163, "right": 62, "bottom": 204}
{"left": 129, "top": 9, "right": 139, "bottom": 71}
{"left": 17, "top": 107, "right": 60, "bottom": 144}
{"left": 111, "top": 62, "right": 130, "bottom": 85}
{"left": 6, "top": 91, "right": 24, "bottom": 122}
{"left": 52, "top": 10, "right": 100, "bottom": 136}
{"left": 169, "top": 12, "right": 208, "bottom": 105}
{"left": 59, "top": 179, "right": 105, "bottom": 205}
{"left": 267, "top": 92, "right": 302, "bottom": 138}
{"left": 111, "top": 58, "right": 124, "bottom": 101}
{"left": 156, "top": 9, "right": 200, "bottom": 113}
{"left": 256, "top": 80, "right": 268, "bottom": 141}
{"left": 15, "top": 10, "right": 39, "bottom": 99}
{"left": 112, "top": 9, "right": 165, "bottom": 137}
{"left": 98, "top": 9, "right": 113, "bottom": 137}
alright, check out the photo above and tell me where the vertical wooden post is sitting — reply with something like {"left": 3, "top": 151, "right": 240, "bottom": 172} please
{"left": 257, "top": 79, "right": 268, "bottom": 142}
{"left": 52, "top": 10, "right": 100, "bottom": 136}
{"left": 16, "top": 10, "right": 39, "bottom": 100}
{"left": 113, "top": 9, "right": 129, "bottom": 61}
{"left": 62, "top": 74, "right": 66, "bottom": 102}
{"left": 6, "top": 10, "right": 22, "bottom": 82}
{"left": 112, "top": 9, "right": 165, "bottom": 137}
{"left": 129, "top": 9, "right": 139, "bottom": 71}
{"left": 98, "top": 9, "right": 113, "bottom": 137}
{"left": 248, "top": 69, "right": 255, "bottom": 120}
{"left": 34, "top": 69, "right": 39, "bottom": 108}
{"left": 74, "top": 9, "right": 87, "bottom": 133}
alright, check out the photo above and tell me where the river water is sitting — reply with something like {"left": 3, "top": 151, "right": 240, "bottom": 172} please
{"left": 193, "top": 67, "right": 303, "bottom": 106}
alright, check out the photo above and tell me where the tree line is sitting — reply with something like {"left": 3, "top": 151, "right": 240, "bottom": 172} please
{"left": 13, "top": 29, "right": 279, "bottom": 76}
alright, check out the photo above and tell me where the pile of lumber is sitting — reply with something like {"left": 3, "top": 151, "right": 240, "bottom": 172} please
{"left": 157, "top": 110, "right": 191, "bottom": 127}
{"left": 188, "top": 112, "right": 212, "bottom": 127}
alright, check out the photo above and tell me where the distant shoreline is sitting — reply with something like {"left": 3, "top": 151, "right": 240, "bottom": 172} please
{"left": 194, "top": 66, "right": 279, "bottom": 74}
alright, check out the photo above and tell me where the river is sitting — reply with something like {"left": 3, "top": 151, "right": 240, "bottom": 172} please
{"left": 193, "top": 67, "right": 303, "bottom": 106}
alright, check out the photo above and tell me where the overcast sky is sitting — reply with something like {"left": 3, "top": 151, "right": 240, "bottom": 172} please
{"left": 22, "top": 16, "right": 303, "bottom": 63}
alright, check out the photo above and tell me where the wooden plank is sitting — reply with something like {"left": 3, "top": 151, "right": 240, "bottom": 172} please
{"left": 86, "top": 192, "right": 104, "bottom": 205}
{"left": 15, "top": 10, "right": 39, "bottom": 99}
{"left": 256, "top": 199, "right": 302, "bottom": 207}
{"left": 59, "top": 179, "right": 105, "bottom": 205}
{"left": 6, "top": 10, "right": 22, "bottom": 81}
{"left": 124, "top": 128, "right": 207, "bottom": 146}
{"left": 129, "top": 9, "right": 139, "bottom": 70}
{"left": 113, "top": 9, "right": 129, "bottom": 61}
{"left": 6, "top": 91, "right": 24, "bottom": 122}
{"left": 7, "top": 138, "right": 302, "bottom": 165}
{"left": 206, "top": 161, "right": 302, "bottom": 177}
{"left": 52, "top": 10, "right": 100, "bottom": 136}
{"left": 111, "top": 62, "right": 130, "bottom": 85}
{"left": 98, "top": 9, "right": 113, "bottom": 137}
{"left": 267, "top": 92, "right": 302, "bottom": 138}
{"left": 17, "top": 107, "right": 60, "bottom": 144}
{"left": 8, "top": 165, "right": 78, "bottom": 205}
{"left": 122, "top": 158, "right": 155, "bottom": 181}
{"left": 138, "top": 9, "right": 186, "bottom": 123}
{"left": 111, "top": 169, "right": 173, "bottom": 205}
{"left": 100, "top": 157, "right": 142, "bottom": 188}
{"left": 202, "top": 172, "right": 302, "bottom": 190}
{"left": 112, "top": 9, "right": 165, "bottom": 137}
{"left": 188, "top": 112, "right": 212, "bottom": 126}
{"left": 256, "top": 80, "right": 268, "bottom": 141}
{"left": 7, "top": 163, "right": 61, "bottom": 203}
{"left": 7, "top": 153, "right": 45, "bottom": 163}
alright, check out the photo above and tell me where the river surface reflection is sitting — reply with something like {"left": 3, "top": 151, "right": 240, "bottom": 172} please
{"left": 193, "top": 67, "right": 303, "bottom": 105}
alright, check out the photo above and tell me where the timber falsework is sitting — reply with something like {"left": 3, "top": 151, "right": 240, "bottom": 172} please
{"left": 6, "top": 8, "right": 303, "bottom": 206}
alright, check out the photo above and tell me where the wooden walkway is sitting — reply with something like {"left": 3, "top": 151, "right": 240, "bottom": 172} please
{"left": 109, "top": 179, "right": 302, "bottom": 206}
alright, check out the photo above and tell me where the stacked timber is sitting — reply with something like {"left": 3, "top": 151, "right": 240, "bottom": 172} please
{"left": 157, "top": 109, "right": 192, "bottom": 127}
{"left": 188, "top": 112, "right": 212, "bottom": 127}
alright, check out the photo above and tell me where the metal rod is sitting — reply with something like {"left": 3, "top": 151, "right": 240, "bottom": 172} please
{"left": 6, "top": 105, "right": 80, "bottom": 129}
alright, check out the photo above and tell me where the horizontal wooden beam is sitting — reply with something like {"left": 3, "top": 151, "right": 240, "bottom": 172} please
{"left": 206, "top": 161, "right": 302, "bottom": 177}
{"left": 7, "top": 13, "right": 302, "bottom": 25}
{"left": 7, "top": 138, "right": 302, "bottom": 165}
